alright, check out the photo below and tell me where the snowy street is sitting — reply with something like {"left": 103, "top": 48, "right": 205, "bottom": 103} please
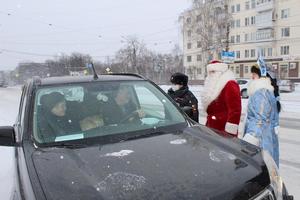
{"left": 0, "top": 86, "right": 299, "bottom": 199}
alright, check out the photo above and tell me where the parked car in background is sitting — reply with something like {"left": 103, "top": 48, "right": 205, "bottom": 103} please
{"left": 0, "top": 74, "right": 293, "bottom": 200}
{"left": 278, "top": 80, "right": 295, "bottom": 93}
{"left": 237, "top": 79, "right": 250, "bottom": 98}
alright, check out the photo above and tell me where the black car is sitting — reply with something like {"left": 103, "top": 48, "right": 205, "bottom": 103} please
{"left": 0, "top": 74, "right": 293, "bottom": 200}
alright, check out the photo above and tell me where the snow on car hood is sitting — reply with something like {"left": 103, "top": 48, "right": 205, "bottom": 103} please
{"left": 32, "top": 125, "right": 269, "bottom": 200}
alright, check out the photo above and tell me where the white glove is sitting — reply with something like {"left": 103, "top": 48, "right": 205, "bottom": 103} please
{"left": 97, "top": 93, "right": 108, "bottom": 102}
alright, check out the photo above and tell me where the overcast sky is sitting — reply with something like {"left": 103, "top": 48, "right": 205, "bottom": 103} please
{"left": 0, "top": 0, "right": 191, "bottom": 70}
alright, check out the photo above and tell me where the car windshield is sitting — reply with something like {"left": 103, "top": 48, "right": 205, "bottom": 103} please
{"left": 33, "top": 80, "right": 186, "bottom": 145}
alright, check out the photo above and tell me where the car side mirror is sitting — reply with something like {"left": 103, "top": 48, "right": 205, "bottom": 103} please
{"left": 0, "top": 126, "right": 16, "bottom": 146}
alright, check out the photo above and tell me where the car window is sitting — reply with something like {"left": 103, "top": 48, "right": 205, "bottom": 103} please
{"left": 237, "top": 80, "right": 247, "bottom": 85}
{"left": 33, "top": 81, "right": 186, "bottom": 144}
{"left": 135, "top": 85, "right": 165, "bottom": 119}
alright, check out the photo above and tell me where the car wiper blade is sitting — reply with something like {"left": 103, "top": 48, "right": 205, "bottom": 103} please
{"left": 49, "top": 142, "right": 88, "bottom": 149}
{"left": 125, "top": 131, "right": 166, "bottom": 141}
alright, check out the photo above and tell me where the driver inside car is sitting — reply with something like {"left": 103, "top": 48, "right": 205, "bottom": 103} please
{"left": 38, "top": 92, "right": 104, "bottom": 142}
{"left": 101, "top": 85, "right": 145, "bottom": 124}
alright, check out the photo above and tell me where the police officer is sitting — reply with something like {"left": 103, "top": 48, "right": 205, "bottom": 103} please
{"left": 167, "top": 72, "right": 199, "bottom": 122}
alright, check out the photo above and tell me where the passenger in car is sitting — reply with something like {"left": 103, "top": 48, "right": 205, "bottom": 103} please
{"left": 167, "top": 72, "right": 199, "bottom": 122}
{"left": 38, "top": 92, "right": 81, "bottom": 142}
{"left": 38, "top": 92, "right": 104, "bottom": 142}
{"left": 101, "top": 85, "right": 145, "bottom": 124}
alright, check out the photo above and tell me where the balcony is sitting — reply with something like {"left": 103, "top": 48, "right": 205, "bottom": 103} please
{"left": 256, "top": 0, "right": 274, "bottom": 13}
{"left": 256, "top": 10, "right": 274, "bottom": 29}
{"left": 256, "top": 29, "right": 275, "bottom": 42}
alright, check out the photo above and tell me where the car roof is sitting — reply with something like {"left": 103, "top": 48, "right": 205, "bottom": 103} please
{"left": 33, "top": 74, "right": 146, "bottom": 86}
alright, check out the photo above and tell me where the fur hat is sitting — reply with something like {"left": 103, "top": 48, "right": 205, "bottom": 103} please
{"left": 207, "top": 60, "right": 228, "bottom": 73}
{"left": 41, "top": 92, "right": 65, "bottom": 111}
{"left": 170, "top": 72, "right": 188, "bottom": 86}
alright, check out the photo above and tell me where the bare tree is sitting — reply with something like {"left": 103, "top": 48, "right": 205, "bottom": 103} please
{"left": 115, "top": 36, "right": 149, "bottom": 74}
{"left": 184, "top": 0, "right": 231, "bottom": 63}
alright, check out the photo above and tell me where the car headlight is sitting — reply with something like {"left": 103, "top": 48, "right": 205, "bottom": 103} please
{"left": 262, "top": 150, "right": 283, "bottom": 200}
{"left": 253, "top": 187, "right": 275, "bottom": 200}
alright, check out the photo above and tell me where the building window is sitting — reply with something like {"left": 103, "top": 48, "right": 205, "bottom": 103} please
{"left": 245, "top": 33, "right": 249, "bottom": 42}
{"left": 281, "top": 27, "right": 290, "bottom": 37}
{"left": 251, "top": 16, "right": 255, "bottom": 25}
{"left": 245, "top": 66, "right": 249, "bottom": 74}
{"left": 231, "top": 36, "right": 235, "bottom": 43}
{"left": 245, "top": 17, "right": 250, "bottom": 26}
{"left": 262, "top": 48, "right": 266, "bottom": 57}
{"left": 281, "top": 9, "right": 290, "bottom": 19}
{"left": 236, "top": 4, "right": 241, "bottom": 12}
{"left": 256, "top": 29, "right": 273, "bottom": 40}
{"left": 197, "top": 54, "right": 202, "bottom": 61}
{"left": 251, "top": 0, "right": 256, "bottom": 9}
{"left": 236, "top": 35, "right": 241, "bottom": 43}
{"left": 187, "top": 56, "right": 192, "bottom": 62}
{"left": 281, "top": 46, "right": 290, "bottom": 55}
{"left": 268, "top": 48, "right": 273, "bottom": 57}
{"left": 236, "top": 51, "right": 241, "bottom": 59}
{"left": 251, "top": 49, "right": 256, "bottom": 57}
{"left": 245, "top": 50, "right": 250, "bottom": 58}
{"left": 187, "top": 43, "right": 192, "bottom": 49}
{"left": 186, "top": 17, "right": 191, "bottom": 24}
{"left": 197, "top": 41, "right": 201, "bottom": 48}
{"left": 196, "top": 28, "right": 201, "bottom": 34}
{"left": 230, "top": 20, "right": 235, "bottom": 29}
{"left": 236, "top": 66, "right": 240, "bottom": 74}
{"left": 187, "top": 30, "right": 192, "bottom": 37}
{"left": 231, "top": 5, "right": 235, "bottom": 13}
{"left": 197, "top": 67, "right": 202, "bottom": 74}
{"left": 245, "top": 1, "right": 250, "bottom": 10}
{"left": 236, "top": 19, "right": 240, "bottom": 28}
{"left": 196, "top": 15, "right": 202, "bottom": 22}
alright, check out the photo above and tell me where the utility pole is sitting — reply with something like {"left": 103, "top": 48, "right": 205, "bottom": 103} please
{"left": 224, "top": 0, "right": 230, "bottom": 52}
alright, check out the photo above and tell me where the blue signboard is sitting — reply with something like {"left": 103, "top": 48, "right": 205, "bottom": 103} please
{"left": 221, "top": 51, "right": 235, "bottom": 63}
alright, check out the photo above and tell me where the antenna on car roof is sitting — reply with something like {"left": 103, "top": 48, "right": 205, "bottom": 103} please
{"left": 87, "top": 63, "right": 98, "bottom": 80}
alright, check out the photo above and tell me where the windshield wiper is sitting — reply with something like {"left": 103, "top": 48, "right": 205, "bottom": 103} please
{"left": 46, "top": 142, "right": 88, "bottom": 149}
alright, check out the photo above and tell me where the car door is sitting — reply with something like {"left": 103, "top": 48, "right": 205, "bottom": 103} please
{"left": 13, "top": 83, "right": 37, "bottom": 200}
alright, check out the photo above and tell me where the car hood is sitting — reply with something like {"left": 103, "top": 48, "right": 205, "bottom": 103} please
{"left": 32, "top": 125, "right": 269, "bottom": 200}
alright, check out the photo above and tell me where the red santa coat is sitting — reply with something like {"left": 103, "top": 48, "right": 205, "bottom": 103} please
{"left": 202, "top": 70, "right": 242, "bottom": 137}
{"left": 206, "top": 81, "right": 241, "bottom": 136}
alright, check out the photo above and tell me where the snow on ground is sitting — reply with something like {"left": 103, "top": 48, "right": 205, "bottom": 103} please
{"left": 0, "top": 87, "right": 21, "bottom": 199}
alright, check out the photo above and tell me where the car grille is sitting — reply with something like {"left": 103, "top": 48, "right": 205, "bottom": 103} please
{"left": 253, "top": 188, "right": 275, "bottom": 200}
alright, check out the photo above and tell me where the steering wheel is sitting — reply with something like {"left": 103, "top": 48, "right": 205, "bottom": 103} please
{"left": 119, "top": 111, "right": 139, "bottom": 123}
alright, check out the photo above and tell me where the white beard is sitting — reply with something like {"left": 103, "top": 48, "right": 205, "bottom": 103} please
{"left": 201, "top": 70, "right": 236, "bottom": 111}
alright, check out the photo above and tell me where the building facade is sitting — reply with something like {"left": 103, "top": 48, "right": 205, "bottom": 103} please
{"left": 182, "top": 0, "right": 300, "bottom": 81}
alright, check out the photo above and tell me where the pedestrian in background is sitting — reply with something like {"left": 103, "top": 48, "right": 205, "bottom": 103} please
{"left": 243, "top": 64, "right": 281, "bottom": 166}
{"left": 201, "top": 60, "right": 241, "bottom": 137}
{"left": 168, "top": 72, "right": 199, "bottom": 122}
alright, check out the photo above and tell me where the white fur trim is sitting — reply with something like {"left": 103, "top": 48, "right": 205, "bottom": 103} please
{"left": 243, "top": 133, "right": 260, "bottom": 146}
{"left": 225, "top": 122, "right": 238, "bottom": 135}
{"left": 201, "top": 70, "right": 236, "bottom": 111}
{"left": 207, "top": 62, "right": 228, "bottom": 73}
{"left": 247, "top": 78, "right": 274, "bottom": 97}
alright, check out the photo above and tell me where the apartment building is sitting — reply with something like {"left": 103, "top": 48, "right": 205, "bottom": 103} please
{"left": 181, "top": 0, "right": 228, "bottom": 82}
{"left": 182, "top": 0, "right": 300, "bottom": 81}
